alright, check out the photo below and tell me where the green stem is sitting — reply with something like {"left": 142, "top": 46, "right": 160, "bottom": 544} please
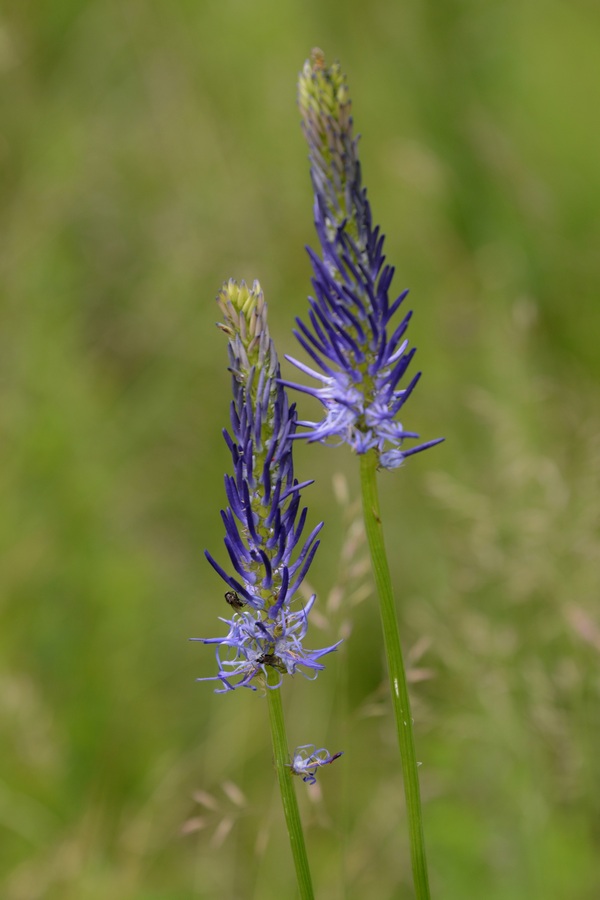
{"left": 265, "top": 671, "right": 315, "bottom": 900}
{"left": 359, "top": 449, "right": 431, "bottom": 899}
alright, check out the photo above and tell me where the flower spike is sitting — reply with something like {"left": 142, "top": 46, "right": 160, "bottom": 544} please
{"left": 292, "top": 50, "right": 444, "bottom": 469}
{"left": 195, "top": 280, "right": 340, "bottom": 692}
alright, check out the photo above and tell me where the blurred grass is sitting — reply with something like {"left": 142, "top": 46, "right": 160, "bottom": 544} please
{"left": 1, "top": 1, "right": 599, "bottom": 897}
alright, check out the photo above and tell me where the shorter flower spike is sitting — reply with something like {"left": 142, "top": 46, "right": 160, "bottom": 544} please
{"left": 195, "top": 280, "right": 340, "bottom": 692}
{"left": 290, "top": 51, "right": 444, "bottom": 469}
{"left": 289, "top": 745, "right": 344, "bottom": 785}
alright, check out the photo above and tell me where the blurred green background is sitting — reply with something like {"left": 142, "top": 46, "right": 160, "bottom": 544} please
{"left": 2, "top": 1, "right": 599, "bottom": 898}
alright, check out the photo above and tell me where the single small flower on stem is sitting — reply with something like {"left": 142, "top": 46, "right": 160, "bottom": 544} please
{"left": 289, "top": 745, "right": 344, "bottom": 786}
{"left": 193, "top": 279, "right": 341, "bottom": 693}
{"left": 283, "top": 50, "right": 444, "bottom": 470}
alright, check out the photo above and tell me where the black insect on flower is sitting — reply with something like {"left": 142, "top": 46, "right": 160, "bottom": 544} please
{"left": 256, "top": 652, "right": 287, "bottom": 673}
{"left": 224, "top": 590, "right": 245, "bottom": 610}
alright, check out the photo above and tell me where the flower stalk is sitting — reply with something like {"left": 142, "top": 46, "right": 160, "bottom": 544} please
{"left": 266, "top": 667, "right": 315, "bottom": 900}
{"left": 360, "top": 450, "right": 430, "bottom": 899}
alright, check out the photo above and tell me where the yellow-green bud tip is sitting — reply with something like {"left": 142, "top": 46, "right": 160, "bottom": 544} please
{"left": 298, "top": 49, "right": 349, "bottom": 121}
{"left": 215, "top": 278, "right": 274, "bottom": 375}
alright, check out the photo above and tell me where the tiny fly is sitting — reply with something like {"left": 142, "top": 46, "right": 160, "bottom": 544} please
{"left": 257, "top": 652, "right": 286, "bottom": 673}
{"left": 224, "top": 590, "right": 245, "bottom": 610}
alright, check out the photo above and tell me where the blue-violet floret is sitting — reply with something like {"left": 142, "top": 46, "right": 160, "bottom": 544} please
{"left": 289, "top": 744, "right": 344, "bottom": 785}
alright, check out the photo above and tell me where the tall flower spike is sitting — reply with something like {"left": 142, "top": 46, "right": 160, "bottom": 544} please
{"left": 283, "top": 50, "right": 444, "bottom": 469}
{"left": 194, "top": 279, "right": 341, "bottom": 693}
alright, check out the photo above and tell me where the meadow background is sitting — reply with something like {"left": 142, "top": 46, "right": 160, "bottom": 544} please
{"left": 2, "top": 1, "right": 599, "bottom": 898}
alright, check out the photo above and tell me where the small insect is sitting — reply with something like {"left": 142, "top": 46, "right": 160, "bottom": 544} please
{"left": 256, "top": 652, "right": 286, "bottom": 673}
{"left": 224, "top": 590, "right": 245, "bottom": 610}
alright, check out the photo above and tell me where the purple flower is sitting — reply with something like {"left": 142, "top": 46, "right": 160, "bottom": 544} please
{"left": 289, "top": 745, "right": 344, "bottom": 785}
{"left": 284, "top": 51, "right": 443, "bottom": 470}
{"left": 193, "top": 280, "right": 341, "bottom": 693}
